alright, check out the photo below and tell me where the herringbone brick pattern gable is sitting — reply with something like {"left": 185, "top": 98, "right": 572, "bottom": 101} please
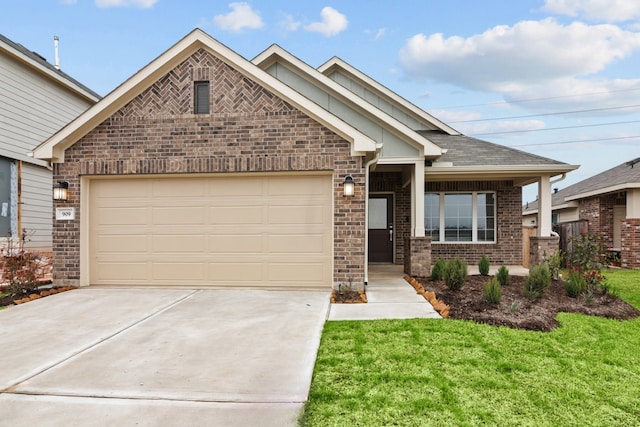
{"left": 117, "top": 48, "right": 294, "bottom": 118}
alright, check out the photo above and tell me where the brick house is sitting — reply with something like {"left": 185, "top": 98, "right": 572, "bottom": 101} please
{"left": 524, "top": 159, "right": 640, "bottom": 268}
{"left": 34, "top": 29, "right": 575, "bottom": 290}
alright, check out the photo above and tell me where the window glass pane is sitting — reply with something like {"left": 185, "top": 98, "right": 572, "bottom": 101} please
{"left": 477, "top": 193, "right": 495, "bottom": 242}
{"left": 444, "top": 193, "right": 472, "bottom": 242}
{"left": 368, "top": 198, "right": 387, "bottom": 229}
{"left": 424, "top": 193, "right": 440, "bottom": 241}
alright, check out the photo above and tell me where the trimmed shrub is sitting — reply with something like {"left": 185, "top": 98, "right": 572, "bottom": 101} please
{"left": 478, "top": 255, "right": 490, "bottom": 276}
{"left": 444, "top": 258, "right": 467, "bottom": 291}
{"left": 544, "top": 249, "right": 564, "bottom": 280}
{"left": 430, "top": 258, "right": 446, "bottom": 281}
{"left": 496, "top": 265, "right": 510, "bottom": 286}
{"left": 524, "top": 263, "right": 551, "bottom": 300}
{"left": 483, "top": 277, "right": 502, "bottom": 304}
{"left": 563, "top": 269, "right": 586, "bottom": 298}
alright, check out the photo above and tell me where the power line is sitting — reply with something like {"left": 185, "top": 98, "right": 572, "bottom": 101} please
{"left": 471, "top": 120, "right": 640, "bottom": 136}
{"left": 449, "top": 104, "right": 640, "bottom": 123}
{"left": 429, "top": 87, "right": 640, "bottom": 110}
{"left": 510, "top": 135, "right": 640, "bottom": 148}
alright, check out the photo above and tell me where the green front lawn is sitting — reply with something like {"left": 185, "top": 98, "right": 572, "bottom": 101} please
{"left": 301, "top": 270, "right": 640, "bottom": 426}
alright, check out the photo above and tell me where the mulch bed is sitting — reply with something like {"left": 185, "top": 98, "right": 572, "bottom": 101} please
{"left": 0, "top": 285, "right": 75, "bottom": 308}
{"left": 331, "top": 289, "right": 368, "bottom": 304}
{"left": 414, "top": 275, "right": 640, "bottom": 332}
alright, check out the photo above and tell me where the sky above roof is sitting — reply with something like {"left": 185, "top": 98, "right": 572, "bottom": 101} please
{"left": 2, "top": 0, "right": 639, "bottom": 202}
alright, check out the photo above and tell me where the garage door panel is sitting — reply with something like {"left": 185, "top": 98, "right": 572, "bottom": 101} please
{"left": 152, "top": 235, "right": 207, "bottom": 253}
{"left": 268, "top": 263, "right": 326, "bottom": 282}
{"left": 96, "top": 207, "right": 148, "bottom": 226}
{"left": 268, "top": 205, "right": 325, "bottom": 224}
{"left": 96, "top": 234, "right": 148, "bottom": 253}
{"left": 268, "top": 234, "right": 325, "bottom": 254}
{"left": 153, "top": 263, "right": 204, "bottom": 281}
{"left": 153, "top": 179, "right": 207, "bottom": 197}
{"left": 209, "top": 206, "right": 263, "bottom": 224}
{"left": 152, "top": 207, "right": 207, "bottom": 225}
{"left": 90, "top": 175, "right": 332, "bottom": 289}
{"left": 94, "top": 262, "right": 149, "bottom": 281}
{"left": 208, "top": 234, "right": 263, "bottom": 253}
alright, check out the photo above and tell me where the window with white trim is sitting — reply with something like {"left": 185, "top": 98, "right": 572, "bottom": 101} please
{"left": 424, "top": 192, "right": 496, "bottom": 243}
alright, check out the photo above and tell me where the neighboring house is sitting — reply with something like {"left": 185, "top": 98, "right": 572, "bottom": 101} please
{"left": 0, "top": 34, "right": 99, "bottom": 251}
{"left": 34, "top": 29, "right": 576, "bottom": 289}
{"left": 523, "top": 159, "right": 640, "bottom": 268}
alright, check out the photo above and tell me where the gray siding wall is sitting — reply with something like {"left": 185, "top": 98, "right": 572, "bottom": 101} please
{"left": 0, "top": 49, "right": 94, "bottom": 250}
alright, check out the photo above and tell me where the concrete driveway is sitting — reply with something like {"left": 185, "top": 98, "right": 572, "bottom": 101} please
{"left": 0, "top": 288, "right": 330, "bottom": 426}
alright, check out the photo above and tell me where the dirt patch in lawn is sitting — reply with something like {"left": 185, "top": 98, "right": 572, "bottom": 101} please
{"left": 415, "top": 275, "right": 640, "bottom": 332}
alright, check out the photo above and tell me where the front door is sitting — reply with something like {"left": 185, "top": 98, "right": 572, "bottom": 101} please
{"left": 368, "top": 194, "right": 393, "bottom": 263}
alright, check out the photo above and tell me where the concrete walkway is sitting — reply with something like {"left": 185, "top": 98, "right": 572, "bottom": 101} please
{"left": 328, "top": 264, "right": 441, "bottom": 321}
{"left": 0, "top": 288, "right": 330, "bottom": 426}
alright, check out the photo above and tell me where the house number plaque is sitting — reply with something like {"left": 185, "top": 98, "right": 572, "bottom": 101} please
{"left": 56, "top": 207, "right": 75, "bottom": 221}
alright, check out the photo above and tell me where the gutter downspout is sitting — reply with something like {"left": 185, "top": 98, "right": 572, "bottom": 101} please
{"left": 363, "top": 147, "right": 381, "bottom": 286}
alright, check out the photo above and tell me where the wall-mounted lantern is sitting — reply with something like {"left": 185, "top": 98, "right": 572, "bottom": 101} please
{"left": 53, "top": 181, "right": 69, "bottom": 201}
{"left": 343, "top": 175, "right": 355, "bottom": 197}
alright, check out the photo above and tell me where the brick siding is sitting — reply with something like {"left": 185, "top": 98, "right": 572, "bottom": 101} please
{"left": 52, "top": 48, "right": 366, "bottom": 288}
{"left": 579, "top": 194, "right": 615, "bottom": 248}
{"left": 621, "top": 218, "right": 640, "bottom": 268}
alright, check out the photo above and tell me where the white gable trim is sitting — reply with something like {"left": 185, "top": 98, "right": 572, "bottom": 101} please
{"left": 33, "top": 29, "right": 376, "bottom": 162}
{"left": 318, "top": 57, "right": 460, "bottom": 136}
{"left": 252, "top": 45, "right": 443, "bottom": 158}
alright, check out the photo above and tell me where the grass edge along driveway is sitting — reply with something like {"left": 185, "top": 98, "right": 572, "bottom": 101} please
{"left": 301, "top": 270, "right": 640, "bottom": 426}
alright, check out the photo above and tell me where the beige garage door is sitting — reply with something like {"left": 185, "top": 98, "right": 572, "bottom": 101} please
{"left": 89, "top": 174, "right": 333, "bottom": 289}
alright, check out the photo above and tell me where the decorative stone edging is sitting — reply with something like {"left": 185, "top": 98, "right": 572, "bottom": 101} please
{"left": 404, "top": 276, "right": 450, "bottom": 318}
{"left": 12, "top": 286, "right": 76, "bottom": 305}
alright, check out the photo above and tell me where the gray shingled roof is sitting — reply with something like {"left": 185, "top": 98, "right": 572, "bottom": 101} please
{"left": 0, "top": 33, "right": 101, "bottom": 100}
{"left": 418, "top": 130, "right": 567, "bottom": 166}
{"left": 524, "top": 158, "right": 640, "bottom": 211}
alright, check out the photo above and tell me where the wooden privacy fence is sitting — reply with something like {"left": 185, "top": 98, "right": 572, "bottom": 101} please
{"left": 522, "top": 226, "right": 536, "bottom": 268}
{"left": 554, "top": 220, "right": 589, "bottom": 264}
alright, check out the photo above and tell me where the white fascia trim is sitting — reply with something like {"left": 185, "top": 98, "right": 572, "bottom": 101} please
{"left": 317, "top": 57, "right": 460, "bottom": 136}
{"left": 33, "top": 29, "right": 376, "bottom": 162}
{"left": 0, "top": 40, "right": 99, "bottom": 103}
{"left": 426, "top": 164, "right": 579, "bottom": 175}
{"left": 564, "top": 183, "right": 640, "bottom": 202}
{"left": 252, "top": 46, "right": 442, "bottom": 157}
{"left": 523, "top": 201, "right": 578, "bottom": 216}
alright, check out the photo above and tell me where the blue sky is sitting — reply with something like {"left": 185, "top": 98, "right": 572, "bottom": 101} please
{"left": 2, "top": 0, "right": 640, "bottom": 202}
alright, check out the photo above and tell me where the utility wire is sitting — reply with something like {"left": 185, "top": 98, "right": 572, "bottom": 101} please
{"left": 429, "top": 87, "right": 640, "bottom": 110}
{"left": 510, "top": 135, "right": 640, "bottom": 148}
{"left": 449, "top": 104, "right": 640, "bottom": 123}
{"left": 471, "top": 120, "right": 640, "bottom": 136}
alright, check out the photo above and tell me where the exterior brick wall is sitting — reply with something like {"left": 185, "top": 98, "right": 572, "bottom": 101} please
{"left": 529, "top": 236, "right": 560, "bottom": 266}
{"left": 579, "top": 194, "right": 615, "bottom": 248}
{"left": 621, "top": 218, "right": 640, "bottom": 268}
{"left": 404, "top": 237, "right": 431, "bottom": 277}
{"left": 427, "top": 181, "right": 523, "bottom": 265}
{"left": 52, "top": 49, "right": 366, "bottom": 288}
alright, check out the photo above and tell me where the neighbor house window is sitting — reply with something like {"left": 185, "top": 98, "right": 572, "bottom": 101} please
{"left": 424, "top": 192, "right": 496, "bottom": 243}
{"left": 194, "top": 81, "right": 210, "bottom": 114}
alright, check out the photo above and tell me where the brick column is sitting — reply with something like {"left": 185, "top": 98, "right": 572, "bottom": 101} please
{"left": 621, "top": 218, "right": 640, "bottom": 269}
{"left": 405, "top": 236, "right": 431, "bottom": 277}
{"left": 529, "top": 236, "right": 559, "bottom": 266}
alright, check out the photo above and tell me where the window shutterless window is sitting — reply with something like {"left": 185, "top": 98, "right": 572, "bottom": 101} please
{"left": 194, "top": 81, "right": 210, "bottom": 114}
{"left": 424, "top": 192, "right": 496, "bottom": 243}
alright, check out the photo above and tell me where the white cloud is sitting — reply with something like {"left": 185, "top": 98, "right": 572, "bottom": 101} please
{"left": 543, "top": 0, "right": 640, "bottom": 22}
{"left": 398, "top": 18, "right": 640, "bottom": 100}
{"left": 95, "top": 0, "right": 157, "bottom": 8}
{"left": 304, "top": 7, "right": 348, "bottom": 37}
{"left": 213, "top": 2, "right": 264, "bottom": 32}
{"left": 279, "top": 14, "right": 301, "bottom": 32}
